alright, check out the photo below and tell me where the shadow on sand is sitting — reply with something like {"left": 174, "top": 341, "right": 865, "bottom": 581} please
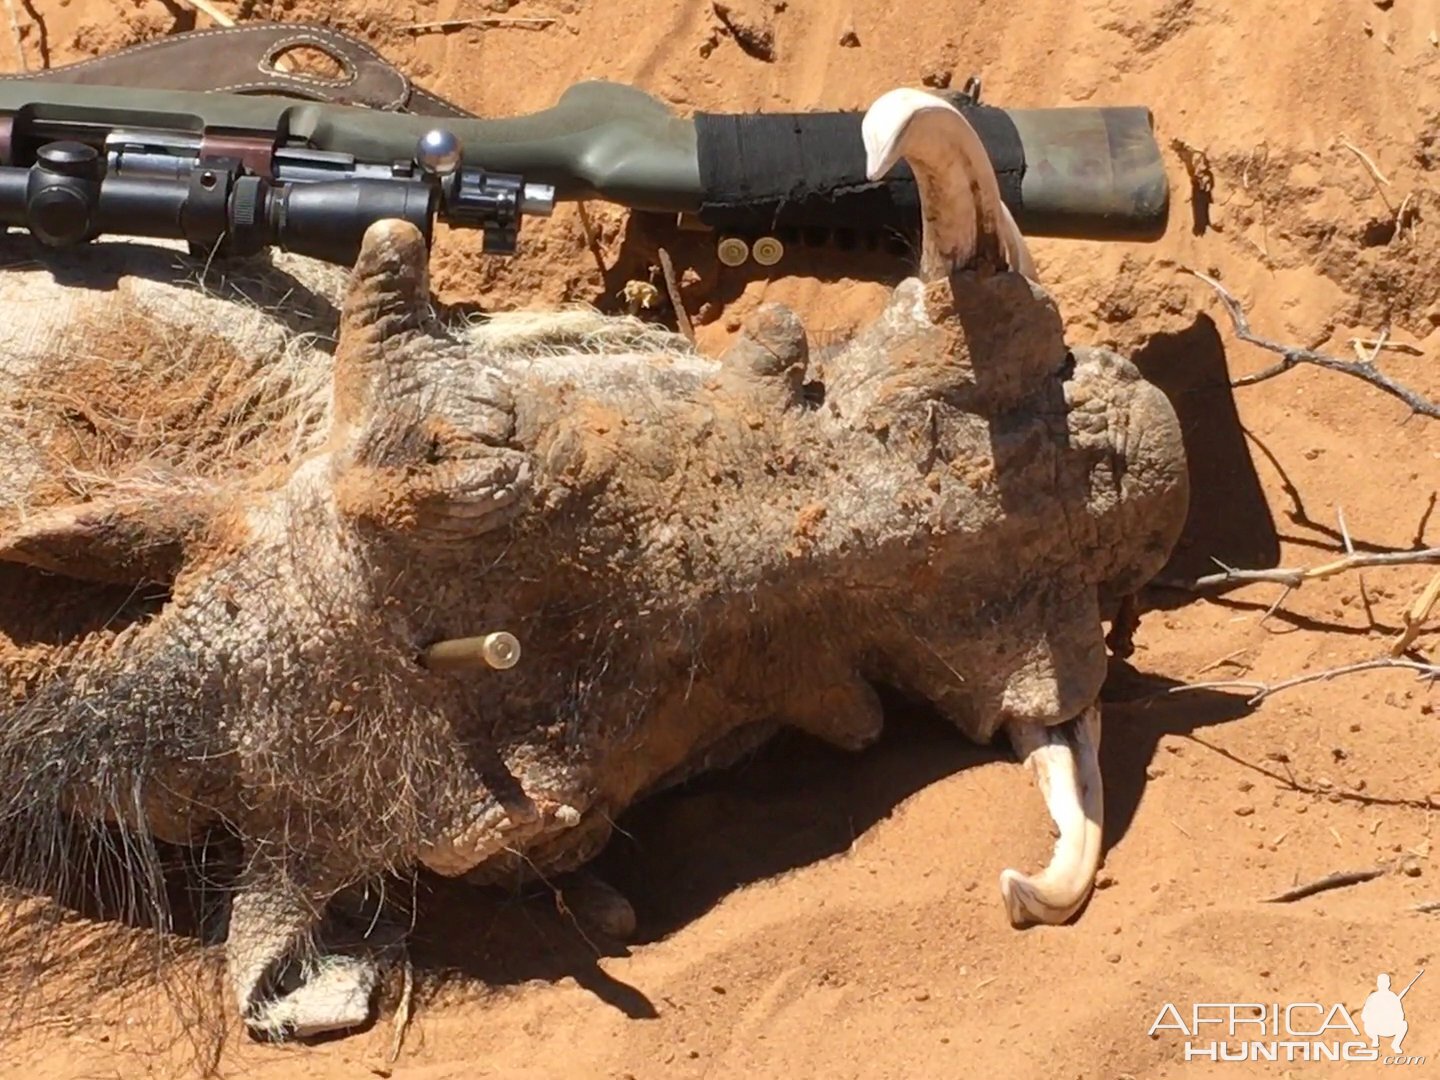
{"left": 396, "top": 302, "right": 1282, "bottom": 1015}
{"left": 400, "top": 666, "right": 1255, "bottom": 1021}
{"left": 1129, "top": 312, "right": 1281, "bottom": 594}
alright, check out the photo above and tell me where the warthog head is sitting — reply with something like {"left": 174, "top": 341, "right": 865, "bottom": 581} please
{"left": 0, "top": 88, "right": 1188, "bottom": 1041}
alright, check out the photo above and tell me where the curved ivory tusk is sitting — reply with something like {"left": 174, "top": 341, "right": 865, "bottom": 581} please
{"left": 861, "top": 86, "right": 1036, "bottom": 282}
{"left": 998, "top": 703, "right": 1104, "bottom": 927}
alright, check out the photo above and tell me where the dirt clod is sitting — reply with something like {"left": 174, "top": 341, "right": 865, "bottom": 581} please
{"left": 712, "top": 0, "right": 776, "bottom": 61}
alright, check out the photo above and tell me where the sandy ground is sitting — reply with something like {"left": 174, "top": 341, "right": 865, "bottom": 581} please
{"left": 2, "top": 0, "right": 1439, "bottom": 1077}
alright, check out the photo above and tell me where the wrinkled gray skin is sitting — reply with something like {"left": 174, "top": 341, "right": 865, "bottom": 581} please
{"left": 0, "top": 219, "right": 1188, "bottom": 1040}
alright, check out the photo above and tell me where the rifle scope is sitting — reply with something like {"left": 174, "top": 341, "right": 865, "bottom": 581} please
{"left": 0, "top": 128, "right": 556, "bottom": 265}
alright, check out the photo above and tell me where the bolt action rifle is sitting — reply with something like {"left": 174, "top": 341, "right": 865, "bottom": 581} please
{"left": 0, "top": 23, "right": 1170, "bottom": 269}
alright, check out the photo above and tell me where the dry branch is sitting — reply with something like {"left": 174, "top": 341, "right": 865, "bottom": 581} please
{"left": 1262, "top": 865, "right": 1390, "bottom": 903}
{"left": 399, "top": 17, "right": 557, "bottom": 32}
{"left": 1351, "top": 336, "right": 1424, "bottom": 357}
{"left": 1394, "top": 191, "right": 1419, "bottom": 241}
{"left": 575, "top": 201, "right": 607, "bottom": 277}
{"left": 1172, "top": 657, "right": 1439, "bottom": 706}
{"left": 1164, "top": 547, "right": 1440, "bottom": 593}
{"left": 1184, "top": 269, "right": 1439, "bottom": 419}
{"left": 1337, "top": 136, "right": 1394, "bottom": 213}
{"left": 657, "top": 247, "right": 694, "bottom": 344}
{"left": 1393, "top": 570, "right": 1440, "bottom": 657}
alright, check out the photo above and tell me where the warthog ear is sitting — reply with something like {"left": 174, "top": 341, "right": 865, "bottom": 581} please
{"left": 0, "top": 483, "right": 213, "bottom": 586}
{"left": 329, "top": 218, "right": 432, "bottom": 438}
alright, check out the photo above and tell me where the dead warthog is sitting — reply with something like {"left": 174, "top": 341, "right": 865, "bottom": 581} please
{"left": 0, "top": 88, "right": 1188, "bottom": 1043}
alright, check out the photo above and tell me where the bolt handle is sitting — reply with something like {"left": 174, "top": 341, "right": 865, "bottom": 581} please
{"left": 25, "top": 141, "right": 104, "bottom": 248}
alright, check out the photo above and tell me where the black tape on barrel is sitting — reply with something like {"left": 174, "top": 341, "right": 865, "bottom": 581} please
{"left": 692, "top": 104, "right": 1025, "bottom": 235}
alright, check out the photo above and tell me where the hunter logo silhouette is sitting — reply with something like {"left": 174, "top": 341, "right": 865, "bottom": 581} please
{"left": 1362, "top": 970, "right": 1423, "bottom": 1054}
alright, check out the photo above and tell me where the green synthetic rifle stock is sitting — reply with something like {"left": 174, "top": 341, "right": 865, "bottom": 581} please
{"left": 0, "top": 23, "right": 1170, "bottom": 266}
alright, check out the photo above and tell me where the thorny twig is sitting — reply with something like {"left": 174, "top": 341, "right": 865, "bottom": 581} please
{"left": 1417, "top": 900, "right": 1440, "bottom": 914}
{"left": 1171, "top": 657, "right": 1439, "bottom": 706}
{"left": 1159, "top": 547, "right": 1440, "bottom": 593}
{"left": 1351, "top": 336, "right": 1424, "bottom": 358}
{"left": 1352, "top": 328, "right": 1389, "bottom": 364}
{"left": 1158, "top": 501, "right": 1439, "bottom": 641}
{"left": 1412, "top": 493, "right": 1437, "bottom": 549}
{"left": 1183, "top": 269, "right": 1440, "bottom": 419}
{"left": 1336, "top": 505, "right": 1383, "bottom": 632}
{"left": 1262, "top": 865, "right": 1391, "bottom": 903}
{"left": 1393, "top": 570, "right": 1440, "bottom": 657}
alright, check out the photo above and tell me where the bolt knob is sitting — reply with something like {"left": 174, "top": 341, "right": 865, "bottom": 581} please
{"left": 416, "top": 129, "right": 463, "bottom": 176}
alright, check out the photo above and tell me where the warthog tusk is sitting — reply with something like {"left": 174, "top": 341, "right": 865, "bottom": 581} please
{"left": 423, "top": 631, "right": 521, "bottom": 672}
{"left": 861, "top": 86, "right": 1036, "bottom": 282}
{"left": 998, "top": 703, "right": 1104, "bottom": 927}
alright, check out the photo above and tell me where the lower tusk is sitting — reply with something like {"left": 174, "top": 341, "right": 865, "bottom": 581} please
{"left": 423, "top": 631, "right": 522, "bottom": 672}
{"left": 998, "top": 703, "right": 1104, "bottom": 928}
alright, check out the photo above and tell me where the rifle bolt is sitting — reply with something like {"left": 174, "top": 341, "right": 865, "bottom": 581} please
{"left": 521, "top": 183, "right": 557, "bottom": 217}
{"left": 752, "top": 236, "right": 784, "bottom": 266}
{"left": 717, "top": 236, "right": 750, "bottom": 266}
